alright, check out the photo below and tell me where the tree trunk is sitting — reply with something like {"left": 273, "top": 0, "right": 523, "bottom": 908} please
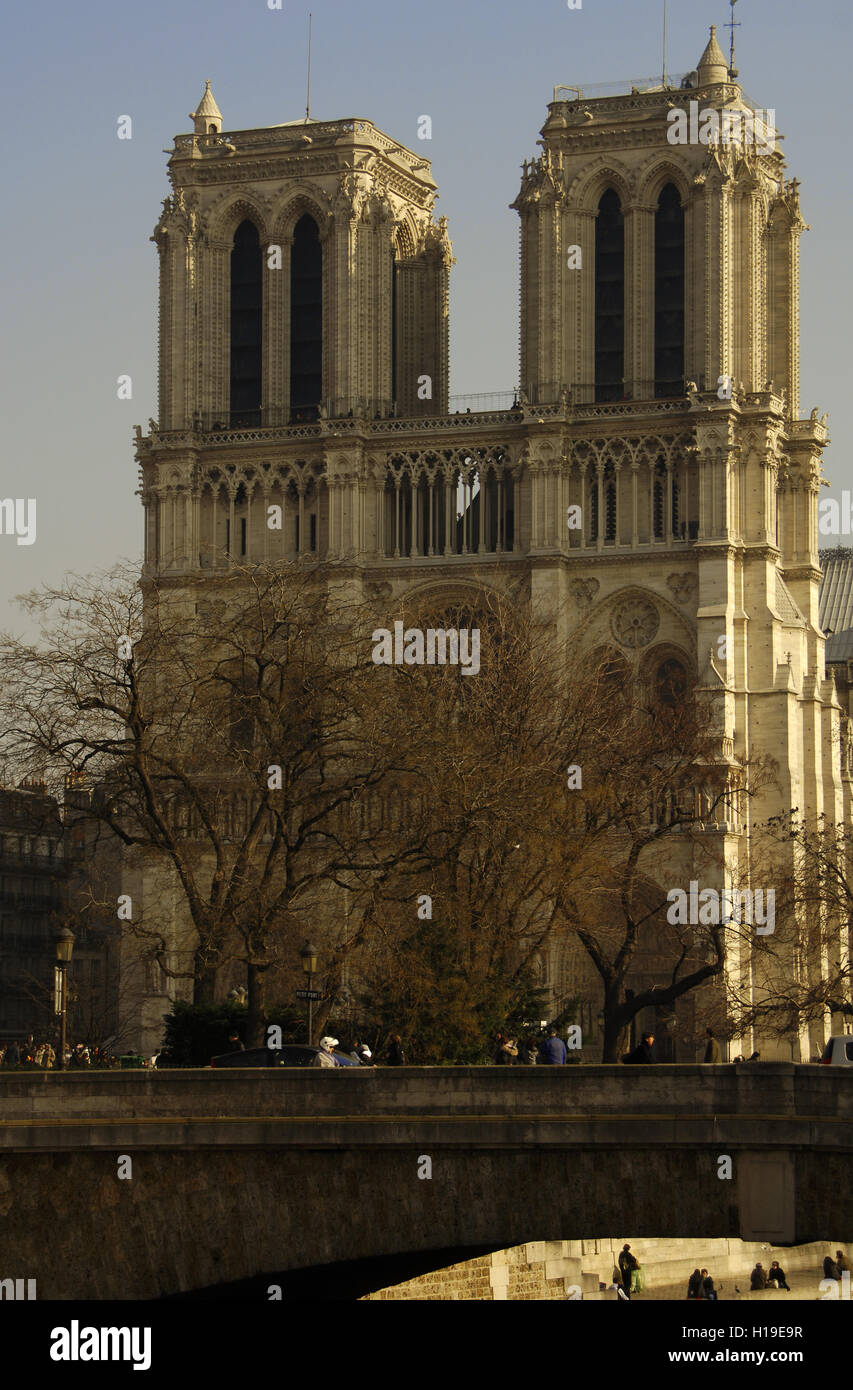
{"left": 601, "top": 986, "right": 632, "bottom": 1063}
{"left": 247, "top": 963, "right": 267, "bottom": 1048}
{"left": 193, "top": 960, "right": 218, "bottom": 1005}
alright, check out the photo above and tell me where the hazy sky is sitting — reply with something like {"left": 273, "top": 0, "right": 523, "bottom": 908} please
{"left": 1, "top": 0, "right": 850, "bottom": 632}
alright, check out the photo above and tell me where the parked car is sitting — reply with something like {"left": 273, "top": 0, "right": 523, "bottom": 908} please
{"left": 819, "top": 1036, "right": 853, "bottom": 1066}
{"left": 209, "top": 1045, "right": 361, "bottom": 1068}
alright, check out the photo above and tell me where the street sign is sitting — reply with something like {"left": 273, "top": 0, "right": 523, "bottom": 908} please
{"left": 295, "top": 988, "right": 321, "bottom": 1001}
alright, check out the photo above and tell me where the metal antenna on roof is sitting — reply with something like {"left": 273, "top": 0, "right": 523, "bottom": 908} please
{"left": 661, "top": 0, "right": 669, "bottom": 86}
{"left": 305, "top": 11, "right": 313, "bottom": 121}
{"left": 726, "top": 0, "right": 741, "bottom": 78}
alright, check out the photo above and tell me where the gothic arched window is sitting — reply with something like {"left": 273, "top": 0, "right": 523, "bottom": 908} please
{"left": 654, "top": 184, "right": 685, "bottom": 398}
{"left": 604, "top": 465, "right": 617, "bottom": 542}
{"left": 595, "top": 190, "right": 625, "bottom": 402}
{"left": 230, "top": 220, "right": 263, "bottom": 427}
{"left": 655, "top": 657, "right": 688, "bottom": 707}
{"left": 653, "top": 460, "right": 666, "bottom": 539}
{"left": 589, "top": 478, "right": 599, "bottom": 541}
{"left": 290, "top": 214, "right": 323, "bottom": 420}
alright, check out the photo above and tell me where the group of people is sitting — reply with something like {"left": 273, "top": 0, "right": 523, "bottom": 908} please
{"left": 311, "top": 1034, "right": 405, "bottom": 1068}
{"left": 822, "top": 1250, "right": 850, "bottom": 1284}
{"left": 686, "top": 1268, "right": 719, "bottom": 1300}
{"left": 750, "top": 1260, "right": 791, "bottom": 1291}
{"left": 0, "top": 1037, "right": 115, "bottom": 1069}
{"left": 493, "top": 1028, "right": 577, "bottom": 1065}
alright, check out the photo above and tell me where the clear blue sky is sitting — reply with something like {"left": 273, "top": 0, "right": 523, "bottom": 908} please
{"left": 0, "top": 0, "right": 850, "bottom": 631}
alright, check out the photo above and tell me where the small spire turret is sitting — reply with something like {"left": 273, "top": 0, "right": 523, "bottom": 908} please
{"left": 190, "top": 80, "right": 222, "bottom": 136}
{"left": 697, "top": 25, "right": 729, "bottom": 85}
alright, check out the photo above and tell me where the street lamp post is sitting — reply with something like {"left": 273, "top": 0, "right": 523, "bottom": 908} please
{"left": 300, "top": 942, "right": 318, "bottom": 1047}
{"left": 54, "top": 927, "right": 75, "bottom": 1071}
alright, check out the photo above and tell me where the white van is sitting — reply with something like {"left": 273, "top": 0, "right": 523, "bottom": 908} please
{"left": 819, "top": 1036, "right": 853, "bottom": 1066}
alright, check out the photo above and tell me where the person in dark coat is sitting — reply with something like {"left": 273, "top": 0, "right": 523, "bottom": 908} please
{"left": 4, "top": 1041, "right": 20, "bottom": 1068}
{"left": 623, "top": 1033, "right": 655, "bottom": 1064}
{"left": 768, "top": 1260, "right": 790, "bottom": 1290}
{"left": 687, "top": 1268, "right": 703, "bottom": 1299}
{"left": 823, "top": 1254, "right": 840, "bottom": 1281}
{"left": 701, "top": 1269, "right": 717, "bottom": 1301}
{"left": 519, "top": 1035, "right": 539, "bottom": 1065}
{"left": 703, "top": 1028, "right": 722, "bottom": 1063}
{"left": 386, "top": 1034, "right": 405, "bottom": 1066}
{"left": 836, "top": 1250, "right": 850, "bottom": 1274}
{"left": 227, "top": 1030, "right": 244, "bottom": 1052}
{"left": 750, "top": 1262, "right": 768, "bottom": 1290}
{"left": 617, "top": 1243, "right": 639, "bottom": 1301}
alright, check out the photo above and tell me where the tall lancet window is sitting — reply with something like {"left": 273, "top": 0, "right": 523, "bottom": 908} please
{"left": 290, "top": 214, "right": 323, "bottom": 420}
{"left": 654, "top": 184, "right": 685, "bottom": 398}
{"left": 230, "top": 220, "right": 263, "bottom": 426}
{"left": 594, "top": 189, "right": 625, "bottom": 403}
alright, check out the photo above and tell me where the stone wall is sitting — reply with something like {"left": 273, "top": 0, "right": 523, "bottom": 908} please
{"left": 362, "top": 1241, "right": 591, "bottom": 1301}
{"left": 363, "top": 1236, "right": 848, "bottom": 1301}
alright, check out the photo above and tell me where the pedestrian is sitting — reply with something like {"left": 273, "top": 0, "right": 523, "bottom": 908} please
{"left": 617, "top": 1243, "right": 639, "bottom": 1301}
{"left": 385, "top": 1033, "right": 405, "bottom": 1066}
{"left": 768, "top": 1260, "right": 790, "bottom": 1291}
{"left": 836, "top": 1249, "right": 850, "bottom": 1274}
{"left": 313, "top": 1035, "right": 339, "bottom": 1068}
{"left": 41, "top": 1043, "right": 55, "bottom": 1069}
{"left": 703, "top": 1028, "right": 722, "bottom": 1063}
{"left": 355, "top": 1042, "right": 375, "bottom": 1066}
{"left": 4, "top": 1040, "right": 20, "bottom": 1068}
{"left": 823, "top": 1253, "right": 840, "bottom": 1281}
{"left": 686, "top": 1268, "right": 703, "bottom": 1299}
{"left": 540, "top": 1027, "right": 567, "bottom": 1065}
{"left": 701, "top": 1269, "right": 717, "bottom": 1301}
{"left": 494, "top": 1033, "right": 518, "bottom": 1065}
{"left": 750, "top": 1262, "right": 767, "bottom": 1290}
{"left": 519, "top": 1034, "right": 539, "bottom": 1065}
{"left": 623, "top": 1032, "right": 655, "bottom": 1064}
{"left": 227, "top": 1029, "right": 244, "bottom": 1052}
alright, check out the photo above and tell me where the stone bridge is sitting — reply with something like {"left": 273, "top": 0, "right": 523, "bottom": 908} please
{"left": 0, "top": 1063, "right": 850, "bottom": 1298}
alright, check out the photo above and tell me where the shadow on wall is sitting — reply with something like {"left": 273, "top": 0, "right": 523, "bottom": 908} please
{"left": 165, "top": 1244, "right": 501, "bottom": 1301}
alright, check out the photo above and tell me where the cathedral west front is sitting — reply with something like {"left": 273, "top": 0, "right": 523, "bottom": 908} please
{"left": 129, "top": 26, "right": 847, "bottom": 1060}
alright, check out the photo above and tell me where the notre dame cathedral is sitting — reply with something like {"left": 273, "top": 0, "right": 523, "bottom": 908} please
{"left": 130, "top": 26, "right": 847, "bottom": 1060}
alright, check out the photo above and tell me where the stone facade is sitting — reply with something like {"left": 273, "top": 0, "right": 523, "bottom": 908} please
{"left": 0, "top": 784, "right": 68, "bottom": 1042}
{"left": 117, "top": 32, "right": 847, "bottom": 1057}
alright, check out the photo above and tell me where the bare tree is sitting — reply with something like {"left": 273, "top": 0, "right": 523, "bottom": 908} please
{"left": 0, "top": 564, "right": 445, "bottom": 1044}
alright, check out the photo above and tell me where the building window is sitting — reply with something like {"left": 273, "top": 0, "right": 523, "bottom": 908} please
{"left": 595, "top": 190, "right": 625, "bottom": 403}
{"left": 656, "top": 657, "right": 688, "bottom": 707}
{"left": 230, "top": 220, "right": 263, "bottom": 427}
{"left": 290, "top": 214, "right": 322, "bottom": 420}
{"left": 653, "top": 460, "right": 666, "bottom": 540}
{"left": 604, "top": 468, "right": 617, "bottom": 542}
{"left": 654, "top": 184, "right": 685, "bottom": 397}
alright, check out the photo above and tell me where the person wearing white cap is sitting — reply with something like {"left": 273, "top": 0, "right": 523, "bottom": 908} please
{"left": 313, "top": 1036, "right": 339, "bottom": 1067}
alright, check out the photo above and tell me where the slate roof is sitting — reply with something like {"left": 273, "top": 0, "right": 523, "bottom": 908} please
{"left": 820, "top": 548, "right": 853, "bottom": 636}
